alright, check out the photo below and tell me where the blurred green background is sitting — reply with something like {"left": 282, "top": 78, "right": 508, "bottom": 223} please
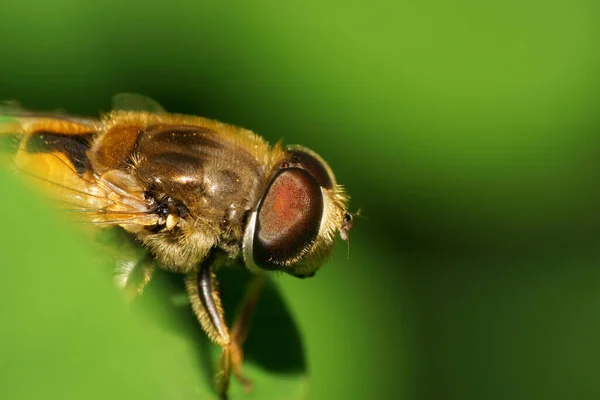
{"left": 1, "top": 1, "right": 600, "bottom": 399}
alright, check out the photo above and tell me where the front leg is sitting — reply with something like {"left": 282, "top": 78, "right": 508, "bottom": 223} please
{"left": 185, "top": 256, "right": 263, "bottom": 399}
{"left": 114, "top": 254, "right": 155, "bottom": 301}
{"left": 95, "top": 227, "right": 155, "bottom": 301}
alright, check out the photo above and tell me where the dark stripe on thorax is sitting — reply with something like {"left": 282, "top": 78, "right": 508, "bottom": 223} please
{"left": 136, "top": 125, "right": 222, "bottom": 158}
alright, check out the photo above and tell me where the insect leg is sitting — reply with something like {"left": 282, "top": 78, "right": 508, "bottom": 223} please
{"left": 95, "top": 227, "right": 156, "bottom": 300}
{"left": 114, "top": 255, "right": 156, "bottom": 301}
{"left": 229, "top": 273, "right": 265, "bottom": 391}
{"left": 185, "top": 258, "right": 265, "bottom": 398}
{"left": 185, "top": 260, "right": 233, "bottom": 399}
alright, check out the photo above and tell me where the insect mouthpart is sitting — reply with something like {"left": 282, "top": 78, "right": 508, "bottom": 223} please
{"left": 149, "top": 195, "right": 189, "bottom": 231}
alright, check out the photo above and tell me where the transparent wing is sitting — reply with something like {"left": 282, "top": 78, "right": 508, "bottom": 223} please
{"left": 111, "top": 93, "right": 167, "bottom": 114}
{"left": 0, "top": 100, "right": 101, "bottom": 129}
{"left": 0, "top": 101, "right": 26, "bottom": 117}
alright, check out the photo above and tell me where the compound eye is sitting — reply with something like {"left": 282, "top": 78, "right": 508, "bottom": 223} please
{"left": 284, "top": 146, "right": 335, "bottom": 189}
{"left": 253, "top": 168, "right": 324, "bottom": 269}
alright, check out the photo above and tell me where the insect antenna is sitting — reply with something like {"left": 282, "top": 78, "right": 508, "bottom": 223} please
{"left": 341, "top": 208, "right": 364, "bottom": 259}
{"left": 346, "top": 233, "right": 351, "bottom": 260}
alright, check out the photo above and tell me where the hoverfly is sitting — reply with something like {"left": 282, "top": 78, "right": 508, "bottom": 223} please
{"left": 0, "top": 94, "right": 354, "bottom": 399}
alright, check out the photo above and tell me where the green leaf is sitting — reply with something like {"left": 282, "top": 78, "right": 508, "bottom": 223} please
{"left": 0, "top": 169, "right": 307, "bottom": 399}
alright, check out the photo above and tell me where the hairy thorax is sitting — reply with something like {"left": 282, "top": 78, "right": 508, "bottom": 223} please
{"left": 118, "top": 124, "right": 268, "bottom": 272}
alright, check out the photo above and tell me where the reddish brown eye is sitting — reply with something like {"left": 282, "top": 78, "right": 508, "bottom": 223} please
{"left": 253, "top": 168, "right": 324, "bottom": 269}
{"left": 284, "top": 147, "right": 334, "bottom": 189}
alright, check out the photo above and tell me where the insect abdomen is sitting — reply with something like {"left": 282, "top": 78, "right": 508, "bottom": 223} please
{"left": 0, "top": 115, "right": 108, "bottom": 211}
{"left": 24, "top": 132, "right": 95, "bottom": 175}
